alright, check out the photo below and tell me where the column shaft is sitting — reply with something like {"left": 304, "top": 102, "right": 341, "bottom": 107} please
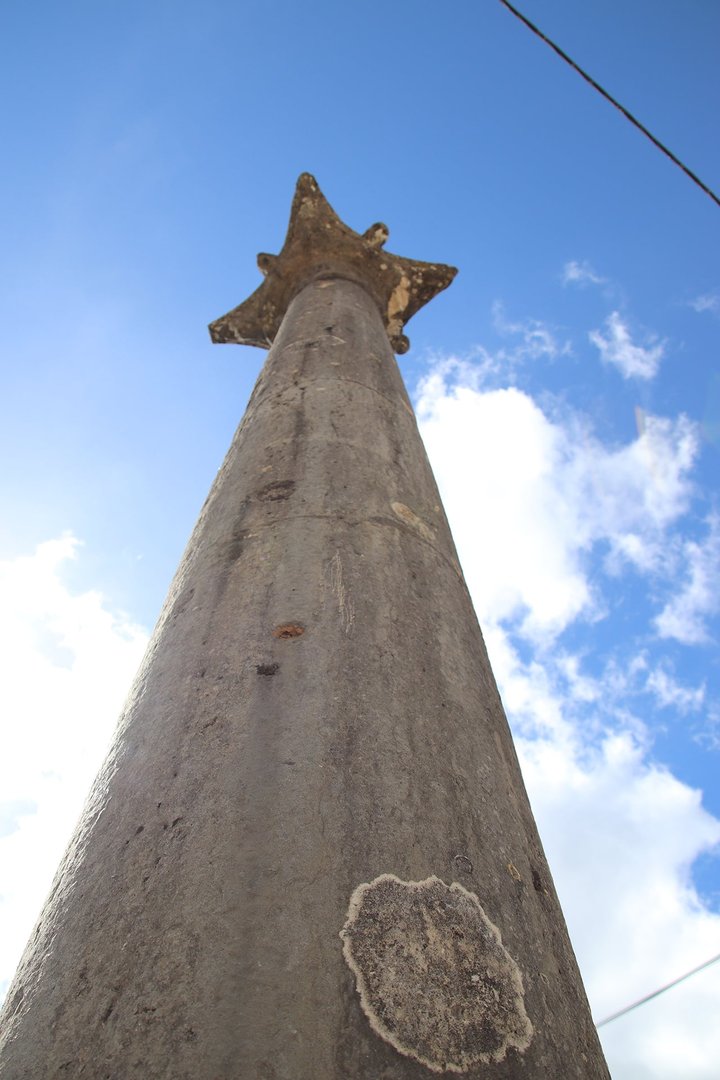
{"left": 0, "top": 278, "right": 609, "bottom": 1078}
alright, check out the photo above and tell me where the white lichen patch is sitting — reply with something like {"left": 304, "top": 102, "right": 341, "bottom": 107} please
{"left": 340, "top": 875, "right": 533, "bottom": 1073}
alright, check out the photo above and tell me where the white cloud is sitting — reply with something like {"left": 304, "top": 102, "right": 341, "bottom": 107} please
{"left": 417, "top": 356, "right": 720, "bottom": 1078}
{"left": 472, "top": 617, "right": 720, "bottom": 1079}
{"left": 655, "top": 516, "right": 720, "bottom": 644}
{"left": 589, "top": 312, "right": 665, "bottom": 380}
{"left": 416, "top": 365, "right": 698, "bottom": 640}
{"left": 689, "top": 292, "right": 720, "bottom": 315}
{"left": 0, "top": 536, "right": 148, "bottom": 998}
{"left": 418, "top": 377, "right": 591, "bottom": 637}
{"left": 563, "top": 259, "right": 605, "bottom": 287}
{"left": 517, "top": 721, "right": 720, "bottom": 1080}
{"left": 477, "top": 609, "right": 720, "bottom": 1080}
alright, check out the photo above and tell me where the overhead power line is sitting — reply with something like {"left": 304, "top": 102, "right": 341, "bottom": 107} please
{"left": 596, "top": 951, "right": 720, "bottom": 1028}
{"left": 498, "top": 0, "right": 720, "bottom": 210}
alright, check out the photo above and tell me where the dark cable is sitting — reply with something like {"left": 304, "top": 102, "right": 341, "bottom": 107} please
{"left": 596, "top": 951, "right": 720, "bottom": 1028}
{"left": 498, "top": 0, "right": 720, "bottom": 210}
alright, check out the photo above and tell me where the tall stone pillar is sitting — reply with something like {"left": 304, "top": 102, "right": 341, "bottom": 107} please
{"left": 0, "top": 175, "right": 609, "bottom": 1078}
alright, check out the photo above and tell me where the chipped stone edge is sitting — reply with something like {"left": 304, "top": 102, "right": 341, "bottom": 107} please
{"left": 339, "top": 873, "right": 534, "bottom": 1074}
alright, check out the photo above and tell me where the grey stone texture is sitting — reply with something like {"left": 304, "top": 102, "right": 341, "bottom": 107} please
{"left": 0, "top": 181, "right": 609, "bottom": 1078}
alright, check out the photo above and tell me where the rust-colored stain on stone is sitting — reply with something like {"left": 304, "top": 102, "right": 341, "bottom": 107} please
{"left": 272, "top": 623, "right": 305, "bottom": 639}
{"left": 340, "top": 875, "right": 533, "bottom": 1073}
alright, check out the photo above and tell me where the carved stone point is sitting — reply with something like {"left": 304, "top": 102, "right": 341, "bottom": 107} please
{"left": 208, "top": 173, "right": 457, "bottom": 354}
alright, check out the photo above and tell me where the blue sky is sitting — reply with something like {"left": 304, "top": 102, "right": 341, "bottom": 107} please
{"left": 1, "top": 2, "right": 719, "bottom": 1075}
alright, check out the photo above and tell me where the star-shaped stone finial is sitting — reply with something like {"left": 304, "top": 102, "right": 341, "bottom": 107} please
{"left": 209, "top": 174, "right": 457, "bottom": 355}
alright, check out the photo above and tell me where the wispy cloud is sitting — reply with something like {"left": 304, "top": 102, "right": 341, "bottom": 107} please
{"left": 646, "top": 665, "right": 705, "bottom": 713}
{"left": 589, "top": 311, "right": 665, "bottom": 380}
{"left": 655, "top": 516, "right": 720, "bottom": 644}
{"left": 563, "top": 259, "right": 605, "bottom": 287}
{"left": 421, "top": 304, "right": 571, "bottom": 391}
{"left": 688, "top": 292, "right": 720, "bottom": 316}
{"left": 492, "top": 301, "right": 571, "bottom": 362}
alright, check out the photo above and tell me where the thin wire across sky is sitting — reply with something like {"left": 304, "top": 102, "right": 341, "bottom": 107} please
{"left": 499, "top": 0, "right": 720, "bottom": 210}
{"left": 596, "top": 951, "right": 720, "bottom": 1028}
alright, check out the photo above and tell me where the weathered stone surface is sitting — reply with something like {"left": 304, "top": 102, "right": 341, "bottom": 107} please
{"left": 0, "top": 188, "right": 609, "bottom": 1078}
{"left": 208, "top": 173, "right": 457, "bottom": 354}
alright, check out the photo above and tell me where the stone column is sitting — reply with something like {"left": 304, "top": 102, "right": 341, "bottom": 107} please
{"left": 0, "top": 175, "right": 609, "bottom": 1078}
